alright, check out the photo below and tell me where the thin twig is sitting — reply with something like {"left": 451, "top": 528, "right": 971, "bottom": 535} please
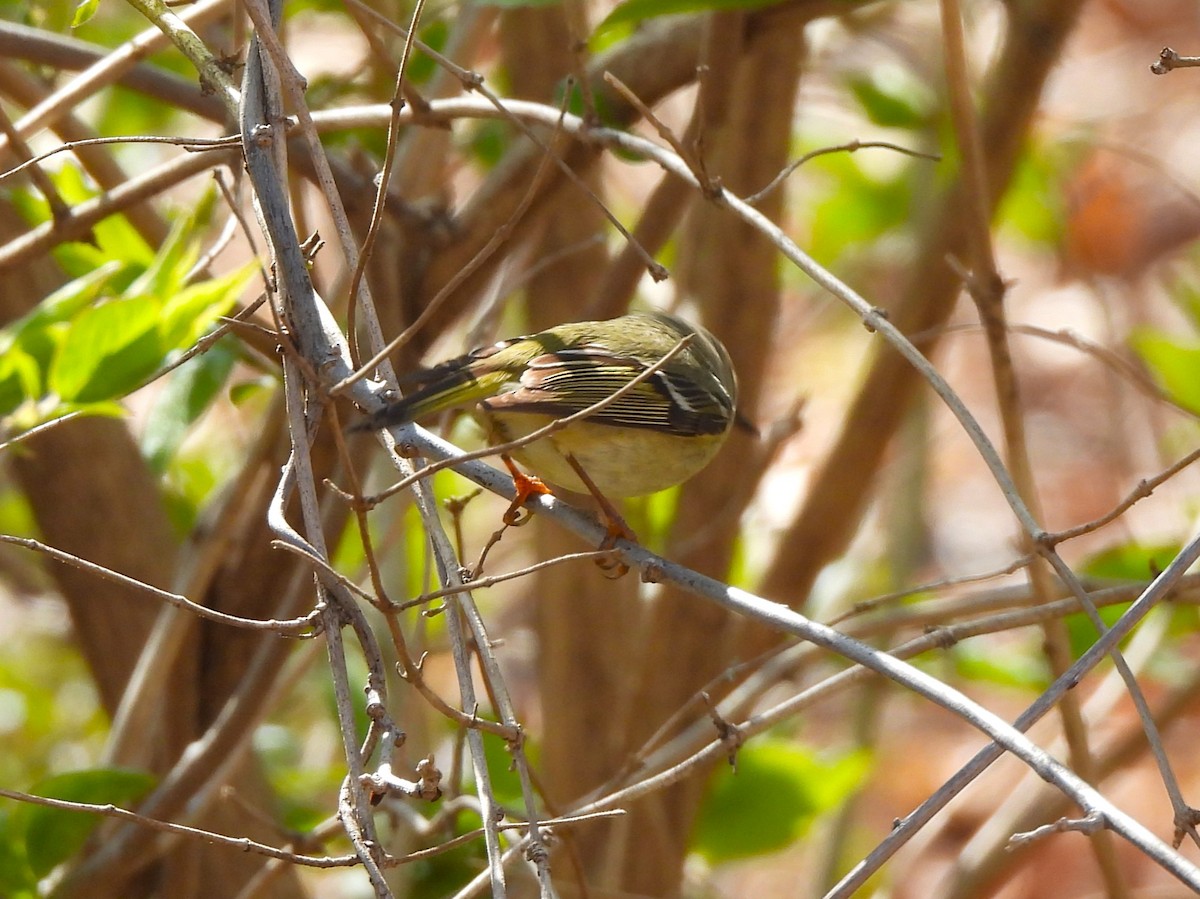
{"left": 745, "top": 139, "right": 940, "bottom": 206}
{"left": 344, "top": 0, "right": 428, "bottom": 368}
{"left": 0, "top": 787, "right": 362, "bottom": 868}
{"left": 0, "top": 534, "right": 318, "bottom": 632}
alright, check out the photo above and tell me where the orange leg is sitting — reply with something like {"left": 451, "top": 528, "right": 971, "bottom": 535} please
{"left": 500, "top": 454, "right": 553, "bottom": 526}
{"left": 564, "top": 454, "right": 635, "bottom": 578}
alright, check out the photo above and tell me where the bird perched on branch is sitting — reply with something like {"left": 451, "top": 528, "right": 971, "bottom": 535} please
{"left": 355, "top": 311, "right": 739, "bottom": 533}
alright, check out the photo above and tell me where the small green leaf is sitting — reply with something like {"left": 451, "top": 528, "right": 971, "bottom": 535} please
{"left": 15, "top": 262, "right": 125, "bottom": 336}
{"left": 467, "top": 120, "right": 511, "bottom": 168}
{"left": 142, "top": 340, "right": 238, "bottom": 472}
{"left": 36, "top": 165, "right": 153, "bottom": 276}
{"left": 1081, "top": 542, "right": 1181, "bottom": 581}
{"left": 594, "top": 0, "right": 787, "bottom": 44}
{"left": 1163, "top": 264, "right": 1200, "bottom": 332}
{"left": 229, "top": 378, "right": 274, "bottom": 405}
{"left": 692, "top": 741, "right": 869, "bottom": 863}
{"left": 0, "top": 346, "right": 41, "bottom": 417}
{"left": 2, "top": 401, "right": 125, "bottom": 441}
{"left": 161, "top": 451, "right": 223, "bottom": 533}
{"left": 50, "top": 296, "right": 162, "bottom": 402}
{"left": 0, "top": 808, "right": 36, "bottom": 896}
{"left": 71, "top": 0, "right": 100, "bottom": 27}
{"left": 480, "top": 731, "right": 536, "bottom": 807}
{"left": 1130, "top": 329, "right": 1200, "bottom": 415}
{"left": 0, "top": 264, "right": 124, "bottom": 408}
{"left": 1063, "top": 541, "right": 1183, "bottom": 657}
{"left": 0, "top": 264, "right": 126, "bottom": 406}
{"left": 125, "top": 216, "right": 198, "bottom": 305}
{"left": 89, "top": 221, "right": 154, "bottom": 277}
{"left": 159, "top": 264, "right": 253, "bottom": 350}
{"left": 953, "top": 640, "right": 1050, "bottom": 690}
{"left": 808, "top": 152, "right": 912, "bottom": 262}
{"left": 23, "top": 769, "right": 155, "bottom": 877}
{"left": 996, "top": 147, "right": 1065, "bottom": 245}
{"left": 407, "top": 20, "right": 448, "bottom": 85}
{"left": 847, "top": 74, "right": 931, "bottom": 129}
{"left": 1064, "top": 601, "right": 1132, "bottom": 659}
{"left": 54, "top": 401, "right": 126, "bottom": 420}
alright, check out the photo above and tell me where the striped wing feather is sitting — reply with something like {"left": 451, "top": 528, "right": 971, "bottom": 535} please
{"left": 481, "top": 348, "right": 729, "bottom": 437}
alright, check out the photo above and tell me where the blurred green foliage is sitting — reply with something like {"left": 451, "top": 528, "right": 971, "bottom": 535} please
{"left": 952, "top": 638, "right": 1051, "bottom": 692}
{"left": 691, "top": 739, "right": 870, "bottom": 864}
{"left": 2, "top": 167, "right": 253, "bottom": 429}
{"left": 22, "top": 768, "right": 155, "bottom": 877}
{"left": 0, "top": 622, "right": 111, "bottom": 896}
{"left": 591, "top": 0, "right": 790, "bottom": 49}
{"left": 1131, "top": 329, "right": 1200, "bottom": 417}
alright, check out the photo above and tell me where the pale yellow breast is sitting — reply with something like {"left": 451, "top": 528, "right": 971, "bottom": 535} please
{"left": 477, "top": 410, "right": 726, "bottom": 498}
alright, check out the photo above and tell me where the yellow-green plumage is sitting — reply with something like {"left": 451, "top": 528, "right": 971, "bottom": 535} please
{"left": 358, "top": 312, "right": 738, "bottom": 497}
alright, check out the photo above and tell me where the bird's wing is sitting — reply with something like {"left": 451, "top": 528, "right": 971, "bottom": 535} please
{"left": 481, "top": 347, "right": 729, "bottom": 436}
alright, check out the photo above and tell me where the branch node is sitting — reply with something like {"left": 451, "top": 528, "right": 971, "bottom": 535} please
{"left": 702, "top": 692, "right": 744, "bottom": 768}
{"left": 1009, "top": 811, "right": 1107, "bottom": 848}
{"left": 1151, "top": 47, "right": 1200, "bottom": 75}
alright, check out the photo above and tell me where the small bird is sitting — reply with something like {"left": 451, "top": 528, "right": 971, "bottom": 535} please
{"left": 355, "top": 312, "right": 738, "bottom": 524}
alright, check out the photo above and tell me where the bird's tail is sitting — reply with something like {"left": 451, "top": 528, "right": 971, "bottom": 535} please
{"left": 349, "top": 361, "right": 510, "bottom": 433}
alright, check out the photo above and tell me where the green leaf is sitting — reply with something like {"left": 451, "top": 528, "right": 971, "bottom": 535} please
{"left": 90, "top": 209, "right": 154, "bottom": 272}
{"left": 2, "top": 176, "right": 249, "bottom": 416}
{"left": 808, "top": 151, "right": 912, "bottom": 262}
{"left": 691, "top": 741, "right": 869, "bottom": 863}
{"left": 14, "top": 262, "right": 125, "bottom": 337}
{"left": 0, "top": 346, "right": 42, "bottom": 418}
{"left": 1063, "top": 541, "right": 1184, "bottom": 657}
{"left": 47, "top": 165, "right": 155, "bottom": 275}
{"left": 161, "top": 451, "right": 222, "bottom": 534}
{"left": 953, "top": 639, "right": 1050, "bottom": 690}
{"left": 23, "top": 769, "right": 155, "bottom": 877}
{"left": 1064, "top": 601, "right": 1132, "bottom": 659}
{"left": 71, "top": 0, "right": 100, "bottom": 27}
{"left": 1080, "top": 542, "right": 1181, "bottom": 580}
{"left": 125, "top": 216, "right": 198, "bottom": 305}
{"left": 1129, "top": 328, "right": 1200, "bottom": 416}
{"left": 53, "top": 400, "right": 126, "bottom": 420}
{"left": 40, "top": 163, "right": 93, "bottom": 206}
{"left": 229, "top": 378, "right": 274, "bottom": 406}
{"left": 467, "top": 120, "right": 511, "bottom": 168}
{"left": 594, "top": 0, "right": 787, "bottom": 44}
{"left": 141, "top": 340, "right": 238, "bottom": 472}
{"left": 0, "top": 264, "right": 123, "bottom": 409}
{"left": 407, "top": 20, "right": 448, "bottom": 85}
{"left": 1163, "top": 262, "right": 1200, "bottom": 332}
{"left": 847, "top": 73, "right": 931, "bottom": 129}
{"left": 0, "top": 809, "right": 36, "bottom": 897}
{"left": 996, "top": 146, "right": 1065, "bottom": 245}
{"left": 49, "top": 296, "right": 162, "bottom": 402}
{"left": 479, "top": 732, "right": 533, "bottom": 808}
{"left": 159, "top": 264, "right": 252, "bottom": 350}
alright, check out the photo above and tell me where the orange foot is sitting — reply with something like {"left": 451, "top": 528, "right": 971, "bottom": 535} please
{"left": 501, "top": 454, "right": 553, "bottom": 526}
{"left": 564, "top": 454, "right": 635, "bottom": 578}
{"left": 596, "top": 528, "right": 632, "bottom": 579}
